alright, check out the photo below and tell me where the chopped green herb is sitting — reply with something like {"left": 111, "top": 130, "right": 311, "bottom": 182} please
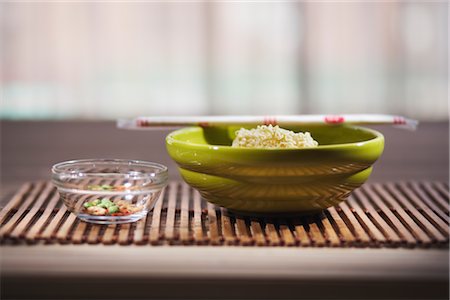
{"left": 108, "top": 206, "right": 119, "bottom": 214}
{"left": 82, "top": 198, "right": 140, "bottom": 216}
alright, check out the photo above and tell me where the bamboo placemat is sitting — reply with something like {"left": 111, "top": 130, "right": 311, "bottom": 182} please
{"left": 0, "top": 181, "right": 448, "bottom": 247}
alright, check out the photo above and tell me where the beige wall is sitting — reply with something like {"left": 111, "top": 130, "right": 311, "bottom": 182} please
{"left": 1, "top": 2, "right": 447, "bottom": 120}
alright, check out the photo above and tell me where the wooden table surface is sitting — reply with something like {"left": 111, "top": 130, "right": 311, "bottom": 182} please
{"left": 1, "top": 120, "right": 449, "bottom": 299}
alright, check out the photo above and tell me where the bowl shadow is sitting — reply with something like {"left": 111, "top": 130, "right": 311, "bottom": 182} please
{"left": 222, "top": 208, "right": 328, "bottom": 225}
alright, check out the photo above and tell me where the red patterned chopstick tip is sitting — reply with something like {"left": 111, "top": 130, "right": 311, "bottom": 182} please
{"left": 198, "top": 122, "right": 210, "bottom": 127}
{"left": 263, "top": 116, "right": 278, "bottom": 126}
{"left": 393, "top": 116, "right": 406, "bottom": 125}
{"left": 324, "top": 115, "right": 345, "bottom": 124}
{"left": 137, "top": 119, "right": 149, "bottom": 127}
{"left": 271, "top": 117, "right": 278, "bottom": 126}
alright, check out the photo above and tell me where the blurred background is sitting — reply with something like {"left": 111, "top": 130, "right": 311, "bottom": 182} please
{"left": 0, "top": 1, "right": 448, "bottom": 120}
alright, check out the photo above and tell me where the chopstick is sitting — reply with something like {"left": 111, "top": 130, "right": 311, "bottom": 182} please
{"left": 117, "top": 114, "right": 419, "bottom": 130}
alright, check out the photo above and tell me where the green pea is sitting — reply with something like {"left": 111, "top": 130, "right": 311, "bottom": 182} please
{"left": 92, "top": 199, "right": 101, "bottom": 205}
{"left": 83, "top": 202, "right": 93, "bottom": 208}
{"left": 108, "top": 206, "right": 119, "bottom": 214}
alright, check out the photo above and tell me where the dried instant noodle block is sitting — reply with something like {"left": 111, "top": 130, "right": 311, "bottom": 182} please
{"left": 232, "top": 125, "right": 319, "bottom": 149}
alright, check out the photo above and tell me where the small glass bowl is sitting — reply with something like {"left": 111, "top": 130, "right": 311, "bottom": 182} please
{"left": 52, "top": 159, "right": 168, "bottom": 224}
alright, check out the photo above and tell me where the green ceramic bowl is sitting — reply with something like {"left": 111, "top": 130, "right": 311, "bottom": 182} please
{"left": 166, "top": 125, "right": 384, "bottom": 215}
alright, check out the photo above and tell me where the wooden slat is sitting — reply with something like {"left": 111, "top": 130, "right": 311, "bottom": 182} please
{"left": 346, "top": 196, "right": 386, "bottom": 244}
{"left": 133, "top": 217, "right": 148, "bottom": 245}
{"left": 409, "top": 181, "right": 449, "bottom": 223}
{"left": 132, "top": 194, "right": 150, "bottom": 245}
{"left": 102, "top": 225, "right": 117, "bottom": 245}
{"left": 293, "top": 224, "right": 311, "bottom": 246}
{"left": 118, "top": 224, "right": 132, "bottom": 245}
{"left": 327, "top": 207, "right": 356, "bottom": 245}
{"left": 319, "top": 214, "right": 342, "bottom": 247}
{"left": 40, "top": 206, "right": 68, "bottom": 240}
{"left": 433, "top": 182, "right": 450, "bottom": 207}
{"left": 220, "top": 208, "right": 237, "bottom": 245}
{"left": 250, "top": 220, "right": 267, "bottom": 246}
{"left": 400, "top": 183, "right": 449, "bottom": 233}
{"left": 235, "top": 218, "right": 253, "bottom": 246}
{"left": 72, "top": 221, "right": 88, "bottom": 244}
{"left": 86, "top": 225, "right": 102, "bottom": 244}
{"left": 307, "top": 222, "right": 326, "bottom": 247}
{"left": 149, "top": 185, "right": 166, "bottom": 245}
{"left": 362, "top": 185, "right": 416, "bottom": 246}
{"left": 421, "top": 182, "right": 449, "bottom": 213}
{"left": 206, "top": 202, "right": 221, "bottom": 245}
{"left": 56, "top": 213, "right": 79, "bottom": 242}
{"left": 337, "top": 202, "right": 371, "bottom": 244}
{"left": 0, "top": 182, "right": 32, "bottom": 225}
{"left": 192, "top": 190, "right": 204, "bottom": 244}
{"left": 366, "top": 184, "right": 424, "bottom": 246}
{"left": 9, "top": 183, "right": 54, "bottom": 239}
{"left": 179, "top": 184, "right": 191, "bottom": 244}
{"left": 265, "top": 221, "right": 281, "bottom": 246}
{"left": 0, "top": 181, "right": 45, "bottom": 238}
{"left": 164, "top": 182, "right": 178, "bottom": 242}
{"left": 279, "top": 224, "right": 296, "bottom": 246}
{"left": 26, "top": 189, "right": 60, "bottom": 241}
{"left": 353, "top": 189, "right": 401, "bottom": 245}
{"left": 387, "top": 183, "right": 448, "bottom": 243}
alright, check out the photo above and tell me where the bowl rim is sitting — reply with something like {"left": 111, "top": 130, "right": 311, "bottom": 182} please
{"left": 52, "top": 158, "right": 168, "bottom": 181}
{"left": 166, "top": 125, "right": 384, "bottom": 152}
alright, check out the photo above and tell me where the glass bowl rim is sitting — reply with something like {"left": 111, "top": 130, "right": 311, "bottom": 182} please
{"left": 51, "top": 158, "right": 168, "bottom": 181}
